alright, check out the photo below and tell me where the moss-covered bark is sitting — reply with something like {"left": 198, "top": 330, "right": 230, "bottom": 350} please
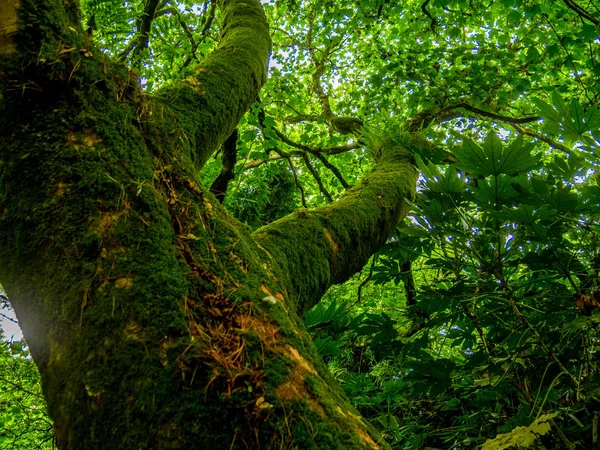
{"left": 0, "top": 1, "right": 417, "bottom": 449}
{"left": 254, "top": 143, "right": 417, "bottom": 315}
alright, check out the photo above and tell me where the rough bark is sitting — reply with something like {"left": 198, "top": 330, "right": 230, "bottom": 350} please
{"left": 0, "top": 1, "right": 418, "bottom": 449}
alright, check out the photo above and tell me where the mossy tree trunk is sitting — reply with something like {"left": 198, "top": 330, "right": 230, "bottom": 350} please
{"left": 0, "top": 1, "right": 418, "bottom": 448}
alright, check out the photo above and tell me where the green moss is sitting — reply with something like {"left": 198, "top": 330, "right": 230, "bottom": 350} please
{"left": 0, "top": 1, "right": 393, "bottom": 449}
{"left": 255, "top": 143, "right": 417, "bottom": 316}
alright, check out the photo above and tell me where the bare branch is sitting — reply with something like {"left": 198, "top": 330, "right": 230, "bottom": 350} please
{"left": 302, "top": 153, "right": 333, "bottom": 203}
{"left": 310, "top": 152, "right": 350, "bottom": 189}
{"left": 119, "top": 0, "right": 165, "bottom": 69}
{"left": 562, "top": 0, "right": 599, "bottom": 25}
{"left": 511, "top": 123, "right": 572, "bottom": 153}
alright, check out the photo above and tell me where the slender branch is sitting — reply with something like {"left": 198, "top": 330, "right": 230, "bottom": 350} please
{"left": 347, "top": 256, "right": 376, "bottom": 310}
{"left": 246, "top": 107, "right": 359, "bottom": 190}
{"left": 209, "top": 129, "right": 238, "bottom": 203}
{"left": 432, "top": 102, "right": 573, "bottom": 154}
{"left": 243, "top": 141, "right": 360, "bottom": 170}
{"left": 562, "top": 0, "right": 599, "bottom": 25}
{"left": 0, "top": 374, "right": 44, "bottom": 399}
{"left": 119, "top": 0, "right": 164, "bottom": 69}
{"left": 310, "top": 152, "right": 350, "bottom": 189}
{"left": 421, "top": 0, "right": 438, "bottom": 32}
{"left": 279, "top": 151, "right": 307, "bottom": 208}
{"left": 305, "top": 9, "right": 363, "bottom": 136}
{"left": 201, "top": 0, "right": 217, "bottom": 36}
{"left": 306, "top": 8, "right": 335, "bottom": 123}
{"left": 441, "top": 103, "right": 541, "bottom": 125}
{"left": 302, "top": 153, "right": 333, "bottom": 203}
{"left": 182, "top": 0, "right": 217, "bottom": 68}
{"left": 511, "top": 123, "right": 572, "bottom": 153}
{"left": 0, "top": 311, "right": 17, "bottom": 323}
{"left": 283, "top": 114, "right": 322, "bottom": 124}
{"left": 275, "top": 129, "right": 361, "bottom": 155}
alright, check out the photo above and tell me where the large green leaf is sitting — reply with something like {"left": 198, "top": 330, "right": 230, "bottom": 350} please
{"left": 453, "top": 134, "right": 537, "bottom": 177}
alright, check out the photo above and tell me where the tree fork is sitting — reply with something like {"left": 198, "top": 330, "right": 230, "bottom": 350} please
{"left": 0, "top": 1, "right": 418, "bottom": 448}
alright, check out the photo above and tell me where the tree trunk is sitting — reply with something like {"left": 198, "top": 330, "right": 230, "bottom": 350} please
{"left": 0, "top": 1, "right": 418, "bottom": 448}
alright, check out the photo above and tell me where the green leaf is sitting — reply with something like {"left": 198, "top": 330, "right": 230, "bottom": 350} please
{"left": 526, "top": 47, "right": 540, "bottom": 63}
{"left": 569, "top": 98, "right": 586, "bottom": 135}
{"left": 531, "top": 97, "right": 560, "bottom": 122}
{"left": 454, "top": 134, "right": 537, "bottom": 177}
{"left": 552, "top": 91, "right": 570, "bottom": 121}
{"left": 472, "top": 175, "right": 523, "bottom": 205}
{"left": 584, "top": 105, "right": 600, "bottom": 129}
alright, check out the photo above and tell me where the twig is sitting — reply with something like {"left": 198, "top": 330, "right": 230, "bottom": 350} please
{"left": 347, "top": 256, "right": 376, "bottom": 310}
{"left": 562, "top": 0, "right": 599, "bottom": 25}
{"left": 421, "top": 0, "right": 438, "bottom": 32}
{"left": 310, "top": 152, "right": 350, "bottom": 189}
{"left": 302, "top": 153, "right": 333, "bottom": 203}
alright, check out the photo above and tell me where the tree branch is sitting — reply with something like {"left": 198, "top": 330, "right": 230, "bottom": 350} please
{"left": 305, "top": 9, "right": 364, "bottom": 136}
{"left": 302, "top": 153, "right": 333, "bottom": 203}
{"left": 310, "top": 152, "right": 350, "bottom": 189}
{"left": 254, "top": 141, "right": 418, "bottom": 315}
{"left": 182, "top": 0, "right": 217, "bottom": 68}
{"left": 247, "top": 107, "right": 355, "bottom": 193}
{"left": 118, "top": 0, "right": 164, "bottom": 69}
{"left": 279, "top": 150, "right": 308, "bottom": 208}
{"left": 421, "top": 0, "right": 438, "bottom": 33}
{"left": 283, "top": 114, "right": 322, "bottom": 124}
{"left": 243, "top": 141, "right": 360, "bottom": 170}
{"left": 511, "top": 123, "right": 572, "bottom": 153}
{"left": 562, "top": 0, "right": 599, "bottom": 25}
{"left": 432, "top": 103, "right": 572, "bottom": 153}
{"left": 154, "top": 0, "right": 271, "bottom": 170}
{"left": 442, "top": 103, "right": 541, "bottom": 125}
{"left": 209, "top": 129, "right": 238, "bottom": 203}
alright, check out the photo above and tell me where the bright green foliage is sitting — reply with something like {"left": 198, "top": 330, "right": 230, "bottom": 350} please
{"left": 0, "top": 338, "right": 52, "bottom": 449}
{"left": 300, "top": 97, "right": 600, "bottom": 448}
{"left": 481, "top": 413, "right": 558, "bottom": 450}
{"left": 0, "top": 288, "right": 52, "bottom": 449}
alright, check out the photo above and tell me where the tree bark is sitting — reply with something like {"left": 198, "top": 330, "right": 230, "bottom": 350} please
{"left": 0, "top": 1, "right": 417, "bottom": 448}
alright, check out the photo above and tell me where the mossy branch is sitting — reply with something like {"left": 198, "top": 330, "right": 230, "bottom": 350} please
{"left": 254, "top": 142, "right": 417, "bottom": 315}
{"left": 154, "top": 0, "right": 271, "bottom": 170}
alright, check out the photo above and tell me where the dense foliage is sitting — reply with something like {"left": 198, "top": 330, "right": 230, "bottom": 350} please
{"left": 2, "top": 0, "right": 600, "bottom": 448}
{"left": 0, "top": 289, "right": 52, "bottom": 449}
